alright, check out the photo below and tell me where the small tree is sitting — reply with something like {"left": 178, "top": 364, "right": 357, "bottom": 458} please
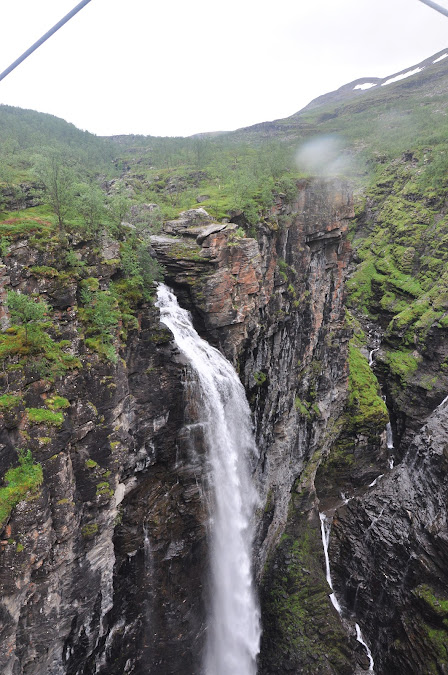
{"left": 6, "top": 291, "right": 49, "bottom": 344}
{"left": 75, "top": 183, "right": 106, "bottom": 235}
{"left": 34, "top": 150, "right": 75, "bottom": 227}
{"left": 131, "top": 203, "right": 163, "bottom": 239}
{"left": 108, "top": 193, "right": 131, "bottom": 229}
{"left": 81, "top": 289, "right": 120, "bottom": 350}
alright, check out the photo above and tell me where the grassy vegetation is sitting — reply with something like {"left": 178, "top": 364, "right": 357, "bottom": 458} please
{"left": 46, "top": 395, "right": 70, "bottom": 410}
{"left": 0, "top": 450, "right": 43, "bottom": 529}
{"left": 346, "top": 148, "right": 448, "bottom": 399}
{"left": 262, "top": 523, "right": 352, "bottom": 672}
{"left": 0, "top": 394, "right": 22, "bottom": 410}
{"left": 81, "top": 522, "right": 99, "bottom": 537}
{"left": 26, "top": 408, "right": 64, "bottom": 427}
{"left": 348, "top": 341, "right": 388, "bottom": 432}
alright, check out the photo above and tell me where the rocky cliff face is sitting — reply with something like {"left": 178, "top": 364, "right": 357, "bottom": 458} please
{"left": 4, "top": 173, "right": 446, "bottom": 675}
{"left": 0, "top": 178, "right": 360, "bottom": 674}
{"left": 330, "top": 403, "right": 448, "bottom": 674}
{"left": 323, "top": 153, "right": 448, "bottom": 675}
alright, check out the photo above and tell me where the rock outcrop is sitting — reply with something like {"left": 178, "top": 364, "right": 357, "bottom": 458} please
{"left": 330, "top": 404, "right": 448, "bottom": 674}
{"left": 0, "top": 178, "right": 359, "bottom": 674}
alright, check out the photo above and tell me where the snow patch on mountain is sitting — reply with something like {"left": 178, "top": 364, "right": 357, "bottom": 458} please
{"left": 382, "top": 67, "right": 424, "bottom": 86}
{"left": 353, "top": 82, "right": 377, "bottom": 91}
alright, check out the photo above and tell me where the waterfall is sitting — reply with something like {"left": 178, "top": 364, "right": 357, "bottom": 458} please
{"left": 355, "top": 624, "right": 375, "bottom": 671}
{"left": 437, "top": 393, "right": 448, "bottom": 409}
{"left": 368, "top": 347, "right": 379, "bottom": 366}
{"left": 319, "top": 513, "right": 342, "bottom": 614}
{"left": 386, "top": 423, "right": 394, "bottom": 450}
{"left": 156, "top": 284, "right": 261, "bottom": 675}
{"left": 368, "top": 474, "right": 384, "bottom": 488}
{"left": 319, "top": 512, "right": 375, "bottom": 672}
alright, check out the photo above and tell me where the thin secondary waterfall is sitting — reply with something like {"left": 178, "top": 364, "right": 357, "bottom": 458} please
{"left": 386, "top": 423, "right": 395, "bottom": 468}
{"left": 370, "top": 348, "right": 394, "bottom": 467}
{"left": 386, "top": 423, "right": 394, "bottom": 449}
{"left": 319, "top": 513, "right": 342, "bottom": 614}
{"left": 156, "top": 284, "right": 261, "bottom": 675}
{"left": 368, "top": 348, "right": 379, "bottom": 366}
{"left": 319, "top": 513, "right": 375, "bottom": 672}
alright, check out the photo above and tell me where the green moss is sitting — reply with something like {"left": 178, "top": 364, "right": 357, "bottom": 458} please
{"left": 253, "top": 370, "right": 267, "bottom": 386}
{"left": 262, "top": 521, "right": 351, "bottom": 672}
{"left": 81, "top": 277, "right": 100, "bottom": 292}
{"left": 168, "top": 242, "right": 205, "bottom": 262}
{"left": 414, "top": 584, "right": 448, "bottom": 617}
{"left": 29, "top": 265, "right": 70, "bottom": 282}
{"left": 0, "top": 394, "right": 21, "bottom": 410}
{"left": 26, "top": 408, "right": 64, "bottom": 427}
{"left": 85, "top": 459, "right": 98, "bottom": 469}
{"left": 96, "top": 481, "right": 114, "bottom": 498}
{"left": 348, "top": 341, "right": 388, "bottom": 433}
{"left": 81, "top": 522, "right": 99, "bottom": 537}
{"left": 0, "top": 217, "right": 52, "bottom": 240}
{"left": 16, "top": 542, "right": 24, "bottom": 552}
{"left": 294, "top": 397, "right": 311, "bottom": 420}
{"left": 148, "top": 328, "right": 172, "bottom": 344}
{"left": 421, "top": 622, "right": 448, "bottom": 665}
{"left": 385, "top": 349, "right": 419, "bottom": 384}
{"left": 46, "top": 395, "right": 70, "bottom": 410}
{"left": 85, "top": 337, "right": 118, "bottom": 363}
{"left": 0, "top": 450, "right": 43, "bottom": 529}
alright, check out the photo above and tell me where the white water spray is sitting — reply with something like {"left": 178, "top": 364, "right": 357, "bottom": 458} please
{"left": 156, "top": 284, "right": 261, "bottom": 675}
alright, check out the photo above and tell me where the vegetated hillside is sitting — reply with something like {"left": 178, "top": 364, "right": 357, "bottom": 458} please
{"left": 0, "top": 47, "right": 447, "bottom": 675}
{"left": 228, "top": 48, "right": 448, "bottom": 155}
{"left": 347, "top": 148, "right": 448, "bottom": 442}
{"left": 0, "top": 105, "right": 117, "bottom": 181}
{"left": 1, "top": 48, "right": 446, "bottom": 233}
{"left": 100, "top": 48, "right": 448, "bottom": 223}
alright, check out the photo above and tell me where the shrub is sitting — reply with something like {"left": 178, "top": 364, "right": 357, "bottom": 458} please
{"left": 0, "top": 450, "right": 43, "bottom": 529}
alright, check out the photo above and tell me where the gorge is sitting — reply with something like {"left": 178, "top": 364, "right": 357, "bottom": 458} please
{"left": 0, "top": 48, "right": 448, "bottom": 674}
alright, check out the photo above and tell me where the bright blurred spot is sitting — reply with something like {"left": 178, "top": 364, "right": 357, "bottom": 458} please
{"left": 295, "top": 135, "right": 351, "bottom": 176}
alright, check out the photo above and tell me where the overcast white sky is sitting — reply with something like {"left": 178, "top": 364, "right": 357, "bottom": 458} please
{"left": 0, "top": 0, "right": 447, "bottom": 137}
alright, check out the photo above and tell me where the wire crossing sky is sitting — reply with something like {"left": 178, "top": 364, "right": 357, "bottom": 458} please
{"left": 0, "top": 0, "right": 92, "bottom": 84}
{"left": 418, "top": 0, "right": 448, "bottom": 17}
{"left": 0, "top": 0, "right": 447, "bottom": 137}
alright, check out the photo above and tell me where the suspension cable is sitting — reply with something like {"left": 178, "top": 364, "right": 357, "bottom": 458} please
{"left": 0, "top": 0, "right": 93, "bottom": 83}
{"left": 417, "top": 0, "right": 448, "bottom": 18}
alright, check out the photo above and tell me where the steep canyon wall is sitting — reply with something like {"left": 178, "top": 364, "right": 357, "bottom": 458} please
{"left": 2, "top": 175, "right": 447, "bottom": 675}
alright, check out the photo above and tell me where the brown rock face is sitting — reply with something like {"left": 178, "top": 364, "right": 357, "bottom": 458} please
{"left": 0, "top": 179, "right": 356, "bottom": 674}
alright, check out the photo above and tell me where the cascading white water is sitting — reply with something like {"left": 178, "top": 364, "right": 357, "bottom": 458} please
{"left": 437, "top": 393, "right": 448, "bottom": 409}
{"left": 319, "top": 513, "right": 342, "bottom": 614}
{"left": 386, "top": 423, "right": 394, "bottom": 450}
{"left": 319, "top": 512, "right": 375, "bottom": 672}
{"left": 368, "top": 347, "right": 379, "bottom": 367}
{"left": 156, "top": 284, "right": 261, "bottom": 675}
{"left": 355, "top": 623, "right": 375, "bottom": 671}
{"left": 368, "top": 474, "right": 384, "bottom": 488}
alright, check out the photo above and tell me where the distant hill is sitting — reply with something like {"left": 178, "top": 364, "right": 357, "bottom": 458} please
{"left": 0, "top": 105, "right": 116, "bottom": 179}
{"left": 224, "top": 47, "right": 448, "bottom": 157}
